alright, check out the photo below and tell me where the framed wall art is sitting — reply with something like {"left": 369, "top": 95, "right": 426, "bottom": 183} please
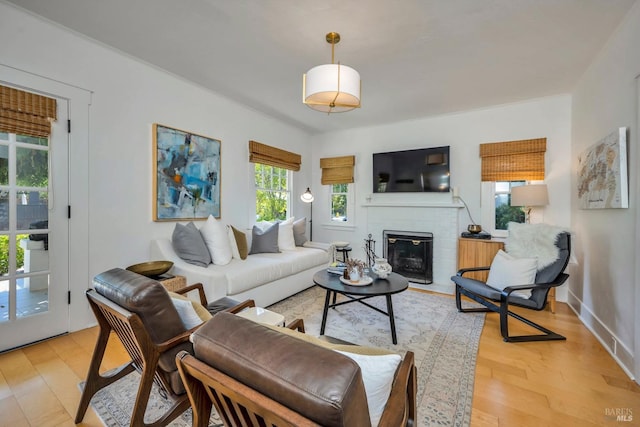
{"left": 153, "top": 123, "right": 221, "bottom": 221}
{"left": 577, "top": 127, "right": 628, "bottom": 209}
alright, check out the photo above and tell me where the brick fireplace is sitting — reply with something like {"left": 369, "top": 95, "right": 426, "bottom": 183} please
{"left": 363, "top": 200, "right": 463, "bottom": 293}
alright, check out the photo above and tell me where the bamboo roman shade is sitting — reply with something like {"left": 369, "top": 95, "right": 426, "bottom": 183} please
{"left": 320, "top": 155, "right": 355, "bottom": 185}
{"left": 479, "top": 138, "right": 546, "bottom": 181}
{"left": 0, "top": 85, "right": 57, "bottom": 137}
{"left": 249, "top": 140, "right": 301, "bottom": 171}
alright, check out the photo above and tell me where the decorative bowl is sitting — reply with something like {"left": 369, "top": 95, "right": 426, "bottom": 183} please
{"left": 333, "top": 241, "right": 350, "bottom": 248}
{"left": 126, "top": 261, "right": 173, "bottom": 277}
{"left": 467, "top": 224, "right": 482, "bottom": 234}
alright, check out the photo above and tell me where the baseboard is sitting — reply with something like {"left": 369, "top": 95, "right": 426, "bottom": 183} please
{"left": 567, "top": 290, "right": 635, "bottom": 381}
{"left": 409, "top": 281, "right": 454, "bottom": 295}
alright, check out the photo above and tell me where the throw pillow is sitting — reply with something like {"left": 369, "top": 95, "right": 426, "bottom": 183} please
{"left": 169, "top": 291, "right": 212, "bottom": 323}
{"left": 227, "top": 225, "right": 248, "bottom": 260}
{"left": 199, "top": 215, "right": 232, "bottom": 265}
{"left": 278, "top": 217, "right": 296, "bottom": 251}
{"left": 292, "top": 217, "right": 308, "bottom": 246}
{"left": 172, "top": 222, "right": 211, "bottom": 267}
{"left": 336, "top": 350, "right": 402, "bottom": 427}
{"left": 170, "top": 297, "right": 206, "bottom": 329}
{"left": 486, "top": 249, "right": 537, "bottom": 299}
{"left": 249, "top": 222, "right": 280, "bottom": 254}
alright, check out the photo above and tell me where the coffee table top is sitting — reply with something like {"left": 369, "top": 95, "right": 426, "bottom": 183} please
{"left": 313, "top": 269, "right": 408, "bottom": 296}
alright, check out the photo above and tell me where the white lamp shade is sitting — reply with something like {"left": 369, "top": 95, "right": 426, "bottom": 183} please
{"left": 303, "top": 64, "right": 360, "bottom": 113}
{"left": 511, "top": 184, "right": 549, "bottom": 207}
{"left": 300, "top": 188, "right": 314, "bottom": 203}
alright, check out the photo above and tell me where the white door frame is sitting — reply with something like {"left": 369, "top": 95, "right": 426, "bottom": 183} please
{"left": 0, "top": 64, "right": 93, "bottom": 334}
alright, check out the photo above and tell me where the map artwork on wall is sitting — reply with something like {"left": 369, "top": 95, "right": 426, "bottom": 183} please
{"left": 577, "top": 127, "right": 628, "bottom": 209}
{"left": 153, "top": 123, "right": 221, "bottom": 221}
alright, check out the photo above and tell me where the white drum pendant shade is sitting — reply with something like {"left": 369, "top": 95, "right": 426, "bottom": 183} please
{"left": 304, "top": 63, "right": 361, "bottom": 113}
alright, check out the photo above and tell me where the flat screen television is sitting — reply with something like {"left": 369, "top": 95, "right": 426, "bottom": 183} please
{"left": 372, "top": 146, "right": 450, "bottom": 193}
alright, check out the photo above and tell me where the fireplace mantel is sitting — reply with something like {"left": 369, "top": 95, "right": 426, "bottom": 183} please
{"left": 362, "top": 202, "right": 464, "bottom": 208}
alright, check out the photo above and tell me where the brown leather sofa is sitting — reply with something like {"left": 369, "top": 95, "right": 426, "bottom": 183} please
{"left": 177, "top": 312, "right": 417, "bottom": 427}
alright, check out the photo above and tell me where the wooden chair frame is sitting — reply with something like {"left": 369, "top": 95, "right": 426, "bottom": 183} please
{"left": 176, "top": 320, "right": 417, "bottom": 427}
{"left": 76, "top": 283, "right": 254, "bottom": 427}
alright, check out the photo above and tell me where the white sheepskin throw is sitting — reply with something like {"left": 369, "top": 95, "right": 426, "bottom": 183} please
{"left": 506, "top": 222, "right": 568, "bottom": 270}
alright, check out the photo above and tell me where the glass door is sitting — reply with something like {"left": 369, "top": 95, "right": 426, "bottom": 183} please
{"left": 0, "top": 100, "right": 69, "bottom": 352}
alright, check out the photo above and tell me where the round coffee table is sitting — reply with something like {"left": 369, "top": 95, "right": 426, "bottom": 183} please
{"left": 313, "top": 269, "right": 408, "bottom": 344}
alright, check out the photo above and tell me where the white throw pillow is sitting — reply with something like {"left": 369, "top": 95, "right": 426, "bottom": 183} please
{"left": 199, "top": 215, "right": 233, "bottom": 265}
{"left": 336, "top": 350, "right": 402, "bottom": 427}
{"left": 278, "top": 217, "right": 296, "bottom": 251}
{"left": 486, "top": 249, "right": 537, "bottom": 298}
{"left": 171, "top": 297, "right": 204, "bottom": 329}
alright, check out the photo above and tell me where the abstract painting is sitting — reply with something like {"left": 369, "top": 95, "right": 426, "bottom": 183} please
{"left": 153, "top": 123, "right": 221, "bottom": 220}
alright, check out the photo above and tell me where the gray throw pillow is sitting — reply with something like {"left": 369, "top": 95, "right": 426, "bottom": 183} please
{"left": 293, "top": 217, "right": 308, "bottom": 246}
{"left": 172, "top": 222, "right": 211, "bottom": 267}
{"left": 249, "top": 222, "right": 280, "bottom": 254}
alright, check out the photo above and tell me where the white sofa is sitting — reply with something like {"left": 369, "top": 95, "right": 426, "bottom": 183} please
{"left": 151, "top": 238, "right": 334, "bottom": 307}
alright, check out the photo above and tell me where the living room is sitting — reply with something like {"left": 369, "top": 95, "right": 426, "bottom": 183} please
{"left": 0, "top": 0, "right": 639, "bottom": 425}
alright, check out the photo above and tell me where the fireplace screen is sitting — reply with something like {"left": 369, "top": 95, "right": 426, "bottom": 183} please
{"left": 383, "top": 230, "right": 433, "bottom": 284}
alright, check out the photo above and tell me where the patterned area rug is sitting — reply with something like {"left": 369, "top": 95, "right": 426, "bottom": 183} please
{"left": 86, "top": 286, "right": 484, "bottom": 427}
{"left": 269, "top": 286, "right": 485, "bottom": 427}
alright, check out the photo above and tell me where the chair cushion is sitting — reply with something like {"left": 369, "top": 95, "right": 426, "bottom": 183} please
{"left": 192, "top": 312, "right": 371, "bottom": 427}
{"left": 93, "top": 268, "right": 192, "bottom": 393}
{"left": 486, "top": 249, "right": 537, "bottom": 298}
{"left": 452, "top": 275, "right": 539, "bottom": 309}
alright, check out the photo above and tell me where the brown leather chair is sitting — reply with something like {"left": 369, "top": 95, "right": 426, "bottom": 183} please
{"left": 75, "top": 268, "right": 253, "bottom": 427}
{"left": 176, "top": 312, "right": 417, "bottom": 427}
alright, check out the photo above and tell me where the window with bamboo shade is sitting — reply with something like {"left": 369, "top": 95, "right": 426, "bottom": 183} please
{"left": 0, "top": 85, "right": 57, "bottom": 137}
{"left": 320, "top": 155, "right": 355, "bottom": 185}
{"left": 479, "top": 138, "right": 546, "bottom": 181}
{"left": 248, "top": 140, "right": 301, "bottom": 171}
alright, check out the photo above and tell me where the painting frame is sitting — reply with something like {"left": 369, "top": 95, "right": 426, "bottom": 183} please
{"left": 577, "top": 127, "right": 628, "bottom": 209}
{"left": 153, "top": 123, "right": 221, "bottom": 221}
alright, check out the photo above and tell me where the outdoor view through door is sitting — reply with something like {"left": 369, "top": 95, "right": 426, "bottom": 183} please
{"left": 0, "top": 87, "right": 69, "bottom": 352}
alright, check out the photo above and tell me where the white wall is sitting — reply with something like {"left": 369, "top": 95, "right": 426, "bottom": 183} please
{"left": 310, "top": 95, "right": 572, "bottom": 296}
{"left": 571, "top": 1, "right": 640, "bottom": 380}
{"left": 0, "top": 2, "right": 313, "bottom": 329}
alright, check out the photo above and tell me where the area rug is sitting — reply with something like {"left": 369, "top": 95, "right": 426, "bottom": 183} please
{"left": 79, "top": 376, "right": 222, "bottom": 427}
{"left": 269, "top": 286, "right": 485, "bottom": 427}
{"left": 85, "top": 286, "right": 484, "bottom": 427}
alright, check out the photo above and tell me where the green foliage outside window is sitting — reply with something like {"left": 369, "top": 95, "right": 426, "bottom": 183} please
{"left": 255, "top": 164, "right": 288, "bottom": 221}
{"left": 331, "top": 183, "right": 348, "bottom": 221}
{"left": 0, "top": 235, "right": 27, "bottom": 275}
{"left": 495, "top": 204, "right": 525, "bottom": 230}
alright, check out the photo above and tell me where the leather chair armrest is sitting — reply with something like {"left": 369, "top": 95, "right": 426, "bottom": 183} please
{"left": 456, "top": 266, "right": 490, "bottom": 276}
{"left": 224, "top": 299, "right": 255, "bottom": 314}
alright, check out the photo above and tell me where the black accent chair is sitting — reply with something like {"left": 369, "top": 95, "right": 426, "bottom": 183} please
{"left": 452, "top": 232, "right": 570, "bottom": 342}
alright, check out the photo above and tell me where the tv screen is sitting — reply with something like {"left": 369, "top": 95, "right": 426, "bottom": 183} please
{"left": 373, "top": 146, "right": 450, "bottom": 193}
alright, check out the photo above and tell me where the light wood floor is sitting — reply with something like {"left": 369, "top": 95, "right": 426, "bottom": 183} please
{"left": 0, "top": 296, "right": 638, "bottom": 427}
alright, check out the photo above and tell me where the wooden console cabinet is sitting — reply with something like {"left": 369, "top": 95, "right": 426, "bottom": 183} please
{"left": 456, "top": 238, "right": 504, "bottom": 282}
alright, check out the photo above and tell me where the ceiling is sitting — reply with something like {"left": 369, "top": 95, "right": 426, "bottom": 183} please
{"left": 5, "top": 0, "right": 636, "bottom": 134}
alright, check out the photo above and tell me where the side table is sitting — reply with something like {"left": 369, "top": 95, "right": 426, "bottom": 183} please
{"left": 236, "top": 307, "right": 285, "bottom": 327}
{"left": 158, "top": 275, "right": 187, "bottom": 292}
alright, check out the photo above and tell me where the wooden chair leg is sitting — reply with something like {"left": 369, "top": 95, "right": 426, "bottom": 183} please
{"left": 75, "top": 324, "right": 135, "bottom": 423}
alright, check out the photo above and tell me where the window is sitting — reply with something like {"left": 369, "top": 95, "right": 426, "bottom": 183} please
{"left": 494, "top": 181, "right": 525, "bottom": 230}
{"left": 254, "top": 163, "right": 290, "bottom": 221}
{"left": 330, "top": 184, "right": 348, "bottom": 222}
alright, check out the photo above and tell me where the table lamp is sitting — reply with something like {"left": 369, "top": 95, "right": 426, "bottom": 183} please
{"left": 511, "top": 184, "right": 549, "bottom": 223}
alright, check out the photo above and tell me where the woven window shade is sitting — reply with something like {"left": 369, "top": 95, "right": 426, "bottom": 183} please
{"left": 320, "top": 155, "right": 355, "bottom": 185}
{"left": 0, "top": 85, "right": 57, "bottom": 137}
{"left": 479, "top": 138, "right": 546, "bottom": 181}
{"left": 249, "top": 140, "right": 301, "bottom": 171}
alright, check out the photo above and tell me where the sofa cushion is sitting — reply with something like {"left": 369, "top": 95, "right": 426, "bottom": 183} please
{"left": 225, "top": 246, "right": 328, "bottom": 295}
{"left": 293, "top": 217, "right": 308, "bottom": 246}
{"left": 200, "top": 215, "right": 232, "bottom": 265}
{"left": 228, "top": 225, "right": 248, "bottom": 260}
{"left": 172, "top": 222, "right": 211, "bottom": 267}
{"left": 249, "top": 222, "right": 280, "bottom": 254}
{"left": 192, "top": 312, "right": 371, "bottom": 427}
{"left": 277, "top": 217, "right": 296, "bottom": 251}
